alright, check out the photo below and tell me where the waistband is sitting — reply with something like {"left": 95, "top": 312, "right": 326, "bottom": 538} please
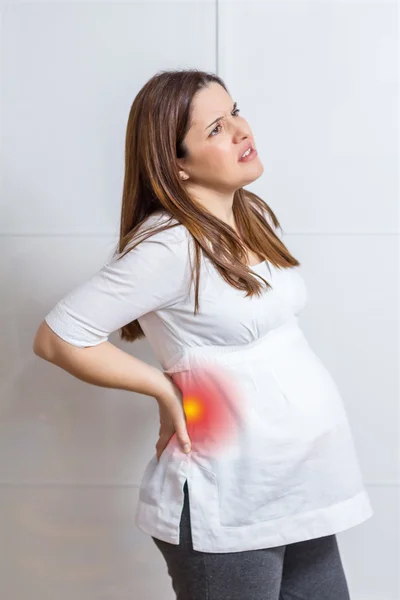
{"left": 164, "top": 316, "right": 305, "bottom": 374}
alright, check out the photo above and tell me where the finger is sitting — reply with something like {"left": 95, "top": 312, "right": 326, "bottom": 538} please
{"left": 161, "top": 398, "right": 191, "bottom": 453}
{"left": 173, "top": 419, "right": 191, "bottom": 453}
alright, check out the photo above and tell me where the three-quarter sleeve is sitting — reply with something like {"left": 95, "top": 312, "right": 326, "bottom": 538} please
{"left": 44, "top": 223, "right": 189, "bottom": 348}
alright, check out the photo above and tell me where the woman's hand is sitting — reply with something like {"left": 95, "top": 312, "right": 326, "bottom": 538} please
{"left": 155, "top": 373, "right": 191, "bottom": 461}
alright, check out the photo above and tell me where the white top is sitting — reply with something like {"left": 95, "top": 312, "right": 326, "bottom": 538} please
{"left": 44, "top": 209, "right": 373, "bottom": 552}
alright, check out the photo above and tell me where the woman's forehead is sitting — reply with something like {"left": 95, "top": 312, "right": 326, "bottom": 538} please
{"left": 189, "top": 89, "right": 235, "bottom": 132}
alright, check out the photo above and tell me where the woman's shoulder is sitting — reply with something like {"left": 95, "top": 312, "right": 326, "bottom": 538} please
{"left": 138, "top": 211, "right": 190, "bottom": 246}
{"left": 116, "top": 211, "right": 191, "bottom": 272}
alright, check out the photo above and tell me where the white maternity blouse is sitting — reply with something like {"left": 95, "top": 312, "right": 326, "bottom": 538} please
{"left": 44, "top": 209, "right": 373, "bottom": 553}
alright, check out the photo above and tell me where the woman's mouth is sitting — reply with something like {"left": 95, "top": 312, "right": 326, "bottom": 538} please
{"left": 238, "top": 148, "right": 258, "bottom": 163}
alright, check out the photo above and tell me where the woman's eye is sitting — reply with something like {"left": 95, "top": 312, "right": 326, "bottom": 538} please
{"left": 210, "top": 108, "right": 241, "bottom": 136}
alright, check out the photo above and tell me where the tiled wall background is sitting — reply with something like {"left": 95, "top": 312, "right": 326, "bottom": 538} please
{"left": 0, "top": 0, "right": 398, "bottom": 598}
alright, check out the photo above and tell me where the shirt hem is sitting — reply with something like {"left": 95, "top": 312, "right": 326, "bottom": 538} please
{"left": 135, "top": 487, "right": 374, "bottom": 553}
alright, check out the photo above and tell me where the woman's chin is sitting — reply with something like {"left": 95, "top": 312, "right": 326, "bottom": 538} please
{"left": 240, "top": 161, "right": 264, "bottom": 186}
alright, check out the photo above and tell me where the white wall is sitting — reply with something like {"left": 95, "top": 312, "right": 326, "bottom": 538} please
{"left": 0, "top": 0, "right": 398, "bottom": 598}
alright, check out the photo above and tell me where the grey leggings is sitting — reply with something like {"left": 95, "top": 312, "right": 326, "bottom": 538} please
{"left": 152, "top": 481, "right": 351, "bottom": 600}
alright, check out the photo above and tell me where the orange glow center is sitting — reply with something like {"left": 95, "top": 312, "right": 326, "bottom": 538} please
{"left": 183, "top": 395, "right": 204, "bottom": 422}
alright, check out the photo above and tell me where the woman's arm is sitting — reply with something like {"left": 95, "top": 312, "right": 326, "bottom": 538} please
{"left": 32, "top": 218, "right": 193, "bottom": 454}
{"left": 33, "top": 320, "right": 169, "bottom": 401}
{"left": 33, "top": 320, "right": 191, "bottom": 455}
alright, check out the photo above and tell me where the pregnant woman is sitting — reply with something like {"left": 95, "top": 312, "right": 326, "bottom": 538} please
{"left": 33, "top": 69, "right": 373, "bottom": 600}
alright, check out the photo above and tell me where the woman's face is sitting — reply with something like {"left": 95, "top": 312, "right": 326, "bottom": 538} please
{"left": 177, "top": 82, "right": 264, "bottom": 194}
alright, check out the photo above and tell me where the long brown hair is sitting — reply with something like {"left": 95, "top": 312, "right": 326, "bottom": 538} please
{"left": 114, "top": 69, "right": 300, "bottom": 343}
